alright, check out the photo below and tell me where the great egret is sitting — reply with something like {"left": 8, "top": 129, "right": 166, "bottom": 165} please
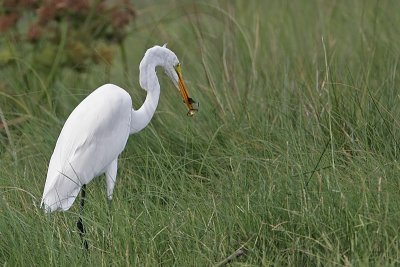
{"left": 40, "top": 44, "right": 197, "bottom": 248}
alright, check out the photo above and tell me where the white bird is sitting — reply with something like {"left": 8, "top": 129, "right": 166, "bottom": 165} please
{"left": 41, "top": 45, "right": 197, "bottom": 215}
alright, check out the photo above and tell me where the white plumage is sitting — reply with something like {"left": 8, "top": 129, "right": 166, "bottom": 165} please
{"left": 41, "top": 45, "right": 197, "bottom": 212}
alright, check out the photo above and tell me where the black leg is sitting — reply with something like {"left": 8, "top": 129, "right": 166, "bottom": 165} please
{"left": 106, "top": 199, "right": 113, "bottom": 250}
{"left": 77, "top": 184, "right": 89, "bottom": 251}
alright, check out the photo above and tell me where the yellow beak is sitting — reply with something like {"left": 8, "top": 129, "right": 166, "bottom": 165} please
{"left": 175, "top": 64, "right": 198, "bottom": 116}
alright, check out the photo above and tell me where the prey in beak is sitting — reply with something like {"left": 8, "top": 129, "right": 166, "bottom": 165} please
{"left": 174, "top": 63, "right": 198, "bottom": 116}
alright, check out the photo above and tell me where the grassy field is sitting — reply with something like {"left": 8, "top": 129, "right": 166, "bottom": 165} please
{"left": 1, "top": 0, "right": 400, "bottom": 265}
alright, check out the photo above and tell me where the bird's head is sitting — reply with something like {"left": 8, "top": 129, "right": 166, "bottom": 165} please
{"left": 140, "top": 44, "right": 198, "bottom": 116}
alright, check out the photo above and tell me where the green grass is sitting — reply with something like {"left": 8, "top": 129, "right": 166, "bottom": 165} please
{"left": 1, "top": 0, "right": 400, "bottom": 265}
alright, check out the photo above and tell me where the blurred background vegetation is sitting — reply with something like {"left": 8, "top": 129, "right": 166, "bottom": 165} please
{"left": 0, "top": 0, "right": 135, "bottom": 116}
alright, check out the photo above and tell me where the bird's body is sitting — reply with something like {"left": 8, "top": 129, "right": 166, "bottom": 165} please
{"left": 42, "top": 85, "right": 132, "bottom": 211}
{"left": 41, "top": 45, "right": 197, "bottom": 213}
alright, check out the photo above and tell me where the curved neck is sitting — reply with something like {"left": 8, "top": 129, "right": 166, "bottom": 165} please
{"left": 130, "top": 63, "right": 160, "bottom": 134}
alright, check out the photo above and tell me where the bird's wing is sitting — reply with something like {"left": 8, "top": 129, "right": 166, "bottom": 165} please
{"left": 42, "top": 84, "right": 132, "bottom": 212}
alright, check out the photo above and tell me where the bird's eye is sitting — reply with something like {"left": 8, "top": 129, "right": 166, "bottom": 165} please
{"left": 174, "top": 63, "right": 182, "bottom": 73}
